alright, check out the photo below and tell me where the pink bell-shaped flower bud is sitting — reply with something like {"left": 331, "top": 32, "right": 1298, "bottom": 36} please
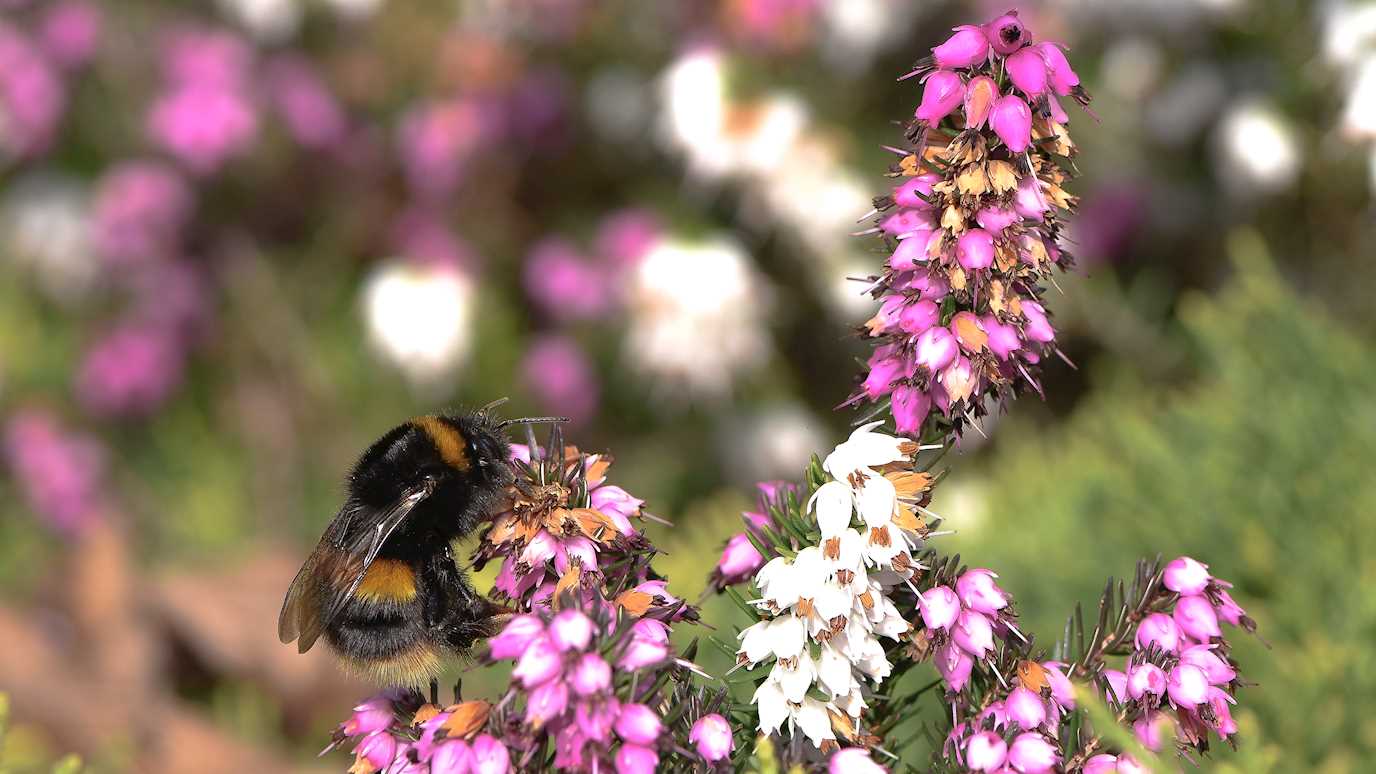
{"left": 952, "top": 609, "right": 994, "bottom": 658}
{"left": 890, "top": 227, "right": 936, "bottom": 270}
{"left": 1014, "top": 174, "right": 1049, "bottom": 220}
{"left": 1007, "top": 732, "right": 1058, "bottom": 774}
{"left": 915, "top": 70, "right": 965, "bottom": 124}
{"left": 571, "top": 652, "right": 612, "bottom": 696}
{"left": 956, "top": 569, "right": 1009, "bottom": 614}
{"left": 525, "top": 678, "right": 570, "bottom": 727}
{"left": 976, "top": 204, "right": 1019, "bottom": 234}
{"left": 489, "top": 614, "right": 544, "bottom": 660}
{"left": 355, "top": 730, "right": 397, "bottom": 771}
{"left": 716, "top": 532, "right": 763, "bottom": 582}
{"left": 1214, "top": 588, "right": 1249, "bottom": 627}
{"left": 689, "top": 713, "right": 734, "bottom": 763}
{"left": 893, "top": 173, "right": 940, "bottom": 208}
{"left": 1179, "top": 644, "right": 1236, "bottom": 685}
{"left": 1163, "top": 556, "right": 1210, "bottom": 595}
{"left": 991, "top": 94, "right": 1033, "bottom": 152}
{"left": 342, "top": 696, "right": 395, "bottom": 737}
{"left": 1127, "top": 663, "right": 1167, "bottom": 699}
{"left": 1103, "top": 669, "right": 1128, "bottom": 703}
{"left": 589, "top": 485, "right": 642, "bottom": 532}
{"left": 984, "top": 10, "right": 1030, "bottom": 56}
{"left": 881, "top": 208, "right": 930, "bottom": 236}
{"left": 933, "top": 25, "right": 990, "bottom": 69}
{"left": 956, "top": 228, "right": 995, "bottom": 271}
{"left": 899, "top": 299, "right": 940, "bottom": 334}
{"left": 1038, "top": 42, "right": 1080, "bottom": 96}
{"left": 1020, "top": 300, "right": 1056, "bottom": 343}
{"left": 1135, "top": 613, "right": 1180, "bottom": 653}
{"left": 1046, "top": 93, "right": 1069, "bottom": 123}
{"left": 862, "top": 355, "right": 906, "bottom": 398}
{"left": 965, "top": 731, "right": 1008, "bottom": 771}
{"left": 615, "top": 745, "right": 658, "bottom": 774}
{"left": 614, "top": 703, "right": 663, "bottom": 746}
{"left": 1006, "top": 686, "right": 1048, "bottom": 730}
{"left": 981, "top": 315, "right": 1022, "bottom": 360}
{"left": 915, "top": 326, "right": 958, "bottom": 375}
{"left": 941, "top": 356, "right": 978, "bottom": 403}
{"left": 549, "top": 609, "right": 594, "bottom": 652}
{"left": 892, "top": 385, "right": 933, "bottom": 435}
{"left": 1167, "top": 663, "right": 1210, "bottom": 707}
{"left": 1084, "top": 755, "right": 1119, "bottom": 774}
{"left": 963, "top": 75, "right": 998, "bottom": 130}
{"left": 471, "top": 734, "right": 510, "bottom": 774}
{"left": 908, "top": 271, "right": 949, "bottom": 301}
{"left": 513, "top": 634, "right": 562, "bottom": 688}
{"left": 1207, "top": 687, "right": 1238, "bottom": 736}
{"left": 1174, "top": 594, "right": 1222, "bottom": 641}
{"left": 1006, "top": 46, "right": 1049, "bottom": 97}
{"left": 1133, "top": 712, "right": 1172, "bottom": 751}
{"left": 1042, "top": 662, "right": 1076, "bottom": 709}
{"left": 920, "top": 585, "right": 961, "bottom": 630}
{"left": 935, "top": 640, "right": 974, "bottom": 692}
{"left": 829, "top": 749, "right": 887, "bottom": 774}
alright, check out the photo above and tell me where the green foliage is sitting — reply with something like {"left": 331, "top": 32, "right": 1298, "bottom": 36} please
{"left": 947, "top": 239, "right": 1376, "bottom": 771}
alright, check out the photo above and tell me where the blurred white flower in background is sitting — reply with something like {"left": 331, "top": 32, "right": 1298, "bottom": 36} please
{"left": 819, "top": 0, "right": 919, "bottom": 73}
{"left": 625, "top": 236, "right": 769, "bottom": 399}
{"left": 361, "top": 258, "right": 475, "bottom": 391}
{"left": 1323, "top": 0, "right": 1376, "bottom": 190}
{"left": 320, "top": 0, "right": 384, "bottom": 21}
{"left": 1213, "top": 99, "right": 1301, "bottom": 196}
{"left": 217, "top": 0, "right": 301, "bottom": 42}
{"left": 0, "top": 172, "right": 97, "bottom": 305}
{"left": 721, "top": 402, "right": 826, "bottom": 484}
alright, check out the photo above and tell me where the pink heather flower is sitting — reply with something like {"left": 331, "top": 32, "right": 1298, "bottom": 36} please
{"left": 513, "top": 634, "right": 562, "bottom": 688}
{"left": 965, "top": 731, "right": 1008, "bottom": 771}
{"left": 914, "top": 70, "right": 965, "bottom": 124}
{"left": 1007, "top": 732, "right": 1058, "bottom": 773}
{"left": 963, "top": 75, "right": 998, "bottom": 130}
{"left": 890, "top": 229, "right": 936, "bottom": 270}
{"left": 915, "top": 326, "right": 959, "bottom": 376}
{"left": 521, "top": 335, "right": 599, "bottom": 426}
{"left": 614, "top": 744, "right": 659, "bottom": 774}
{"left": 936, "top": 640, "right": 974, "bottom": 692}
{"left": 148, "top": 85, "right": 259, "bottom": 174}
{"left": 990, "top": 94, "right": 1033, "bottom": 153}
{"left": 595, "top": 209, "right": 661, "bottom": 268}
{"left": 576, "top": 699, "right": 619, "bottom": 744}
{"left": 264, "top": 55, "right": 347, "bottom": 150}
{"left": 75, "top": 324, "right": 184, "bottom": 417}
{"left": 1207, "top": 687, "right": 1238, "bottom": 736}
{"left": 1020, "top": 301, "right": 1056, "bottom": 343}
{"left": 940, "top": 356, "right": 979, "bottom": 404}
{"left": 956, "top": 228, "right": 995, "bottom": 271}
{"left": 893, "top": 174, "right": 939, "bottom": 209}
{"left": 470, "top": 734, "right": 510, "bottom": 774}
{"left": 1103, "top": 669, "right": 1128, "bottom": 704}
{"left": 1174, "top": 594, "right": 1222, "bottom": 641}
{"left": 341, "top": 696, "right": 394, "bottom": 736}
{"left": 37, "top": 2, "right": 101, "bottom": 70}
{"left": 430, "top": 739, "right": 473, "bottom": 774}
{"left": 1133, "top": 712, "right": 1172, "bottom": 751}
{"left": 977, "top": 701, "right": 1009, "bottom": 731}
{"left": 589, "top": 484, "right": 642, "bottom": 527}
{"left": 976, "top": 204, "right": 1019, "bottom": 234}
{"left": 919, "top": 585, "right": 961, "bottom": 630}
{"left": 1167, "top": 663, "right": 1210, "bottom": 707}
{"left": 1127, "top": 663, "right": 1167, "bottom": 699}
{"left": 1214, "top": 588, "right": 1249, "bottom": 627}
{"left": 1084, "top": 754, "right": 1119, "bottom": 774}
{"left": 571, "top": 652, "right": 612, "bottom": 696}
{"left": 862, "top": 353, "right": 906, "bottom": 398}
{"left": 982, "top": 315, "right": 1022, "bottom": 360}
{"left": 956, "top": 570, "right": 1008, "bottom": 615}
{"left": 1163, "top": 556, "right": 1210, "bottom": 595}
{"left": 1038, "top": 43, "right": 1080, "bottom": 97}
{"left": 90, "top": 161, "right": 193, "bottom": 264}
{"left": 389, "top": 207, "right": 476, "bottom": 270}
{"left": 932, "top": 25, "right": 989, "bottom": 69}
{"left": 523, "top": 238, "right": 612, "bottom": 321}
{"left": 355, "top": 730, "right": 397, "bottom": 771}
{"left": 1013, "top": 174, "right": 1049, "bottom": 220}
{"left": 3, "top": 410, "right": 107, "bottom": 535}
{"left": 526, "top": 678, "right": 570, "bottom": 727}
{"left": 618, "top": 636, "right": 668, "bottom": 671}
{"left": 1135, "top": 613, "right": 1181, "bottom": 653}
{"left": 899, "top": 299, "right": 941, "bottom": 334}
{"left": 908, "top": 271, "right": 949, "bottom": 301}
{"left": 1179, "top": 644, "right": 1236, "bottom": 685}
{"left": 0, "top": 23, "right": 67, "bottom": 157}
{"left": 892, "top": 385, "right": 932, "bottom": 435}
{"left": 160, "top": 27, "right": 250, "bottom": 87}
{"left": 829, "top": 748, "right": 887, "bottom": 774}
{"left": 952, "top": 609, "right": 995, "bottom": 658}
{"left": 882, "top": 209, "right": 931, "bottom": 236}
{"left": 1006, "top": 685, "right": 1047, "bottom": 730}
{"left": 715, "top": 532, "right": 764, "bottom": 583}
{"left": 397, "top": 99, "right": 488, "bottom": 199}
{"left": 615, "top": 703, "right": 662, "bottom": 745}
{"left": 1042, "top": 662, "right": 1075, "bottom": 710}
{"left": 1006, "top": 47, "right": 1049, "bottom": 98}
{"left": 549, "top": 609, "right": 594, "bottom": 652}
{"left": 984, "top": 11, "right": 1030, "bottom": 56}
{"left": 689, "top": 714, "right": 733, "bottom": 762}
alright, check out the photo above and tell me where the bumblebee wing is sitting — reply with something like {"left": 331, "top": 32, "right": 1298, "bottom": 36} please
{"left": 278, "top": 482, "right": 435, "bottom": 653}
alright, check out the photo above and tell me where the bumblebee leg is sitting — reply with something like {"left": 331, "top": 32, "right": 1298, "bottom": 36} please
{"left": 429, "top": 678, "right": 439, "bottom": 705}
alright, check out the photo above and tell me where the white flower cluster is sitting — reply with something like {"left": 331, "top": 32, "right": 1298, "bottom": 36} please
{"left": 738, "top": 422, "right": 930, "bottom": 748}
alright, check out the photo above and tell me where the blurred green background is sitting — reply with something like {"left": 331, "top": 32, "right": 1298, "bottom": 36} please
{"left": 1, "top": 0, "right": 1374, "bottom": 771}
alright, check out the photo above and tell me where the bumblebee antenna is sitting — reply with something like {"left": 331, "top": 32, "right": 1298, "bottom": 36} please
{"left": 497, "top": 416, "right": 569, "bottom": 428}
{"left": 480, "top": 397, "right": 511, "bottom": 414}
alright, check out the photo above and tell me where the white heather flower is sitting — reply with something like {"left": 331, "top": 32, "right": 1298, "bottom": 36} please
{"left": 217, "top": 0, "right": 301, "bottom": 42}
{"left": 1213, "top": 99, "right": 1301, "bottom": 196}
{"left": 0, "top": 173, "right": 97, "bottom": 305}
{"left": 625, "top": 236, "right": 769, "bottom": 399}
{"left": 361, "top": 258, "right": 475, "bottom": 388}
{"left": 822, "top": 421, "right": 910, "bottom": 479}
{"left": 752, "top": 677, "right": 789, "bottom": 735}
{"left": 792, "top": 698, "right": 836, "bottom": 748}
{"left": 810, "top": 479, "right": 854, "bottom": 537}
{"left": 772, "top": 651, "right": 817, "bottom": 702}
{"left": 755, "top": 556, "right": 800, "bottom": 610}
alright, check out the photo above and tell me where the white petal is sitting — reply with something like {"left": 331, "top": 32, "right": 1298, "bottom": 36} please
{"left": 814, "top": 581, "right": 853, "bottom": 620}
{"left": 752, "top": 678, "right": 789, "bottom": 734}
{"left": 738, "top": 621, "right": 773, "bottom": 665}
{"left": 775, "top": 653, "right": 816, "bottom": 702}
{"left": 818, "top": 644, "right": 854, "bottom": 697}
{"left": 856, "top": 473, "right": 898, "bottom": 527}
{"left": 793, "top": 698, "right": 837, "bottom": 747}
{"left": 809, "top": 480, "right": 855, "bottom": 537}
{"left": 768, "top": 614, "right": 807, "bottom": 660}
{"left": 834, "top": 686, "right": 868, "bottom": 718}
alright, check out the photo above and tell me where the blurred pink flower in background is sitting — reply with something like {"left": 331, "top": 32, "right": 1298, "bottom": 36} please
{"left": 159, "top": 27, "right": 252, "bottom": 88}
{"left": 3, "top": 409, "right": 107, "bottom": 535}
{"left": 396, "top": 98, "right": 490, "bottom": 199}
{"left": 506, "top": 68, "right": 571, "bottom": 152}
{"left": 523, "top": 237, "right": 612, "bottom": 321}
{"left": 75, "top": 323, "right": 186, "bottom": 418}
{"left": 390, "top": 207, "right": 477, "bottom": 270}
{"left": 0, "top": 21, "right": 66, "bottom": 158}
{"left": 90, "top": 160, "right": 194, "bottom": 265}
{"left": 594, "top": 208, "right": 661, "bottom": 269}
{"left": 520, "top": 334, "right": 599, "bottom": 425}
{"left": 35, "top": 1, "right": 101, "bottom": 70}
{"left": 264, "top": 54, "right": 348, "bottom": 151}
{"left": 147, "top": 27, "right": 259, "bottom": 174}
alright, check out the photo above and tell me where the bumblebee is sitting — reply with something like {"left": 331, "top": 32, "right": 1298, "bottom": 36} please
{"left": 278, "top": 405, "right": 558, "bottom": 686}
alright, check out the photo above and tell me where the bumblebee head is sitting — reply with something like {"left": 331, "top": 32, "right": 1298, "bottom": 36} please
{"left": 448, "top": 411, "right": 517, "bottom": 490}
